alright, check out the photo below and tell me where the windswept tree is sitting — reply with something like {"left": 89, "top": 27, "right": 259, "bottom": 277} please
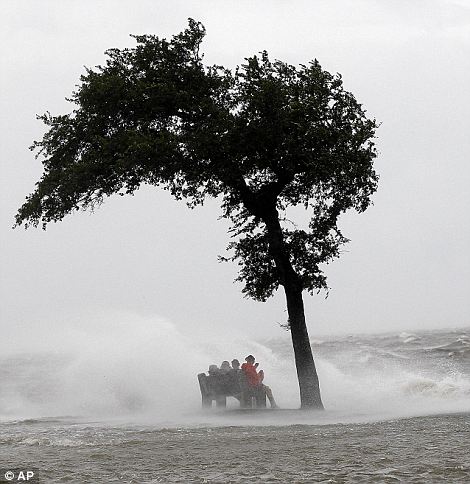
{"left": 15, "top": 20, "right": 379, "bottom": 409}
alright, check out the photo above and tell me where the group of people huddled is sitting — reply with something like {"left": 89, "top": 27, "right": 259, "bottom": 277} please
{"left": 207, "top": 355, "right": 278, "bottom": 408}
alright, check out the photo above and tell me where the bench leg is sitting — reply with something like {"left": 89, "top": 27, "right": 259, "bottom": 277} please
{"left": 240, "top": 392, "right": 251, "bottom": 408}
{"left": 255, "top": 393, "right": 267, "bottom": 408}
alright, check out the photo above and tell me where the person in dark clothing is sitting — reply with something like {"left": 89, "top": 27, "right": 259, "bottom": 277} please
{"left": 208, "top": 364, "right": 219, "bottom": 376}
{"left": 220, "top": 361, "right": 231, "bottom": 374}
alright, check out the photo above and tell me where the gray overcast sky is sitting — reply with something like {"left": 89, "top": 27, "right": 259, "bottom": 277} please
{"left": 1, "top": 0, "right": 469, "bottom": 347}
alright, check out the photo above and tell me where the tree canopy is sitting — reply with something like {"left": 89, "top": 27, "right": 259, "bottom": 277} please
{"left": 16, "top": 18, "right": 378, "bottom": 304}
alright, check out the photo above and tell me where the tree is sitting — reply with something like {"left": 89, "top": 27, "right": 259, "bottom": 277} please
{"left": 15, "top": 19, "right": 379, "bottom": 409}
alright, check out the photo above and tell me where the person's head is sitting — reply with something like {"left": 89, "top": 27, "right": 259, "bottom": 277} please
{"left": 231, "top": 359, "right": 240, "bottom": 370}
{"left": 220, "top": 361, "right": 230, "bottom": 371}
{"left": 245, "top": 355, "right": 255, "bottom": 364}
{"left": 208, "top": 364, "right": 219, "bottom": 375}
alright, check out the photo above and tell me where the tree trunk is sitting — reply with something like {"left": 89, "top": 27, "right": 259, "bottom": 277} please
{"left": 284, "top": 282, "right": 324, "bottom": 409}
{"left": 263, "top": 209, "right": 324, "bottom": 410}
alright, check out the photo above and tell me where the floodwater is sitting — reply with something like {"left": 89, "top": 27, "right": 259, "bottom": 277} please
{"left": 1, "top": 413, "right": 469, "bottom": 482}
{"left": 1, "top": 328, "right": 469, "bottom": 482}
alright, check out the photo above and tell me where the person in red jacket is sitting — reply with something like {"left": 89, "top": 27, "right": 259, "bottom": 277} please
{"left": 241, "top": 355, "right": 278, "bottom": 408}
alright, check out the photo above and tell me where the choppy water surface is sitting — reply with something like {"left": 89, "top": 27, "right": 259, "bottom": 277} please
{"left": 1, "top": 414, "right": 469, "bottom": 482}
{"left": 0, "top": 328, "right": 469, "bottom": 482}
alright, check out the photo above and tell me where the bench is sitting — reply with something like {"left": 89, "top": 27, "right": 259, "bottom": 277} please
{"left": 197, "top": 370, "right": 267, "bottom": 409}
